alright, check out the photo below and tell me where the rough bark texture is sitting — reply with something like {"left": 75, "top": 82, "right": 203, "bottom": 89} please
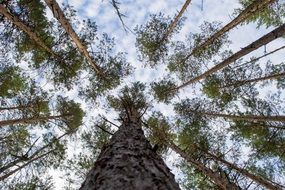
{"left": 174, "top": 23, "right": 285, "bottom": 90}
{"left": 169, "top": 142, "right": 240, "bottom": 190}
{"left": 199, "top": 147, "right": 283, "bottom": 190}
{"left": 80, "top": 115, "right": 180, "bottom": 190}
{"left": 44, "top": 0, "right": 102, "bottom": 75}
{"left": 182, "top": 0, "right": 275, "bottom": 62}
{"left": 0, "top": 5, "right": 56, "bottom": 56}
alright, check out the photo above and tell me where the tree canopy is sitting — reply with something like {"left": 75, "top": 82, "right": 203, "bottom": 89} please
{"left": 0, "top": 0, "right": 285, "bottom": 189}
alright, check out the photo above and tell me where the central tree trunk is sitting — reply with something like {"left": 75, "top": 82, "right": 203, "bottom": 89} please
{"left": 80, "top": 109, "right": 180, "bottom": 190}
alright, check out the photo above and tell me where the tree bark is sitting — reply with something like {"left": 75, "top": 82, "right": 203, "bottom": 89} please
{"left": 168, "top": 142, "right": 240, "bottom": 190}
{"left": 0, "top": 5, "right": 56, "bottom": 56}
{"left": 198, "top": 146, "right": 283, "bottom": 190}
{"left": 222, "top": 72, "right": 285, "bottom": 88}
{"left": 0, "top": 114, "right": 68, "bottom": 127}
{"left": 173, "top": 23, "right": 285, "bottom": 91}
{"left": 161, "top": 0, "right": 192, "bottom": 43}
{"left": 80, "top": 109, "right": 180, "bottom": 190}
{"left": 44, "top": 0, "right": 103, "bottom": 75}
{"left": 181, "top": 0, "right": 275, "bottom": 63}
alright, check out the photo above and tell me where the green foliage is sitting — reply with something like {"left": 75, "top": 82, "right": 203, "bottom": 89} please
{"left": 15, "top": 0, "right": 55, "bottom": 65}
{"left": 230, "top": 120, "right": 285, "bottom": 160}
{"left": 180, "top": 162, "right": 219, "bottom": 190}
{"left": 202, "top": 75, "right": 221, "bottom": 98}
{"left": 145, "top": 112, "right": 175, "bottom": 154}
{"left": 191, "top": 21, "right": 230, "bottom": 59}
{"left": 0, "top": 65, "right": 27, "bottom": 98}
{"left": 107, "top": 82, "right": 147, "bottom": 115}
{"left": 56, "top": 96, "right": 84, "bottom": 133}
{"left": 135, "top": 13, "right": 183, "bottom": 67}
{"left": 81, "top": 34, "right": 132, "bottom": 102}
{"left": 168, "top": 21, "right": 230, "bottom": 81}
{"left": 5, "top": 176, "right": 54, "bottom": 190}
{"left": 151, "top": 78, "right": 177, "bottom": 103}
{"left": 236, "top": 0, "right": 285, "bottom": 28}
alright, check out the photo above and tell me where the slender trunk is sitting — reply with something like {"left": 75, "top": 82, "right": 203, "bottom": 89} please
{"left": 161, "top": 0, "right": 192, "bottom": 43}
{"left": 0, "top": 5, "right": 56, "bottom": 56}
{"left": 231, "top": 45, "right": 285, "bottom": 70}
{"left": 198, "top": 146, "right": 283, "bottom": 190}
{"left": 168, "top": 142, "right": 240, "bottom": 190}
{"left": 0, "top": 149, "right": 55, "bottom": 181}
{"left": 196, "top": 111, "right": 285, "bottom": 122}
{"left": 0, "top": 105, "right": 33, "bottom": 112}
{"left": 173, "top": 23, "right": 285, "bottom": 91}
{"left": 222, "top": 72, "right": 285, "bottom": 88}
{"left": 80, "top": 109, "right": 180, "bottom": 190}
{"left": 44, "top": 0, "right": 102, "bottom": 75}
{"left": 0, "top": 133, "right": 67, "bottom": 174}
{"left": 0, "top": 114, "right": 69, "bottom": 127}
{"left": 181, "top": 0, "right": 275, "bottom": 62}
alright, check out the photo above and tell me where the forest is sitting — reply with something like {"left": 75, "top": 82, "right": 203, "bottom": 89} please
{"left": 0, "top": 0, "right": 285, "bottom": 189}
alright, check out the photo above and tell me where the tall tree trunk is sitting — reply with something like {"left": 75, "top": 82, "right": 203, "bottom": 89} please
{"left": 0, "top": 114, "right": 69, "bottom": 127}
{"left": 173, "top": 23, "right": 285, "bottom": 91}
{"left": 80, "top": 108, "right": 180, "bottom": 190}
{"left": 181, "top": 0, "right": 275, "bottom": 63}
{"left": 44, "top": 0, "right": 103, "bottom": 75}
{"left": 222, "top": 72, "right": 285, "bottom": 88}
{"left": 0, "top": 149, "right": 55, "bottom": 181}
{"left": 161, "top": 0, "right": 192, "bottom": 43}
{"left": 0, "top": 5, "right": 56, "bottom": 56}
{"left": 197, "top": 146, "right": 284, "bottom": 190}
{"left": 168, "top": 142, "right": 240, "bottom": 190}
{"left": 195, "top": 111, "right": 285, "bottom": 122}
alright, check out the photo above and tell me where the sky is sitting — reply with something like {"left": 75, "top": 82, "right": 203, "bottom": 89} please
{"left": 6, "top": 0, "right": 285, "bottom": 189}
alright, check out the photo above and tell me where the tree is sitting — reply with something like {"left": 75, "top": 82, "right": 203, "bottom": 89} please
{"left": 1, "top": 0, "right": 285, "bottom": 189}
{"left": 171, "top": 23, "right": 285, "bottom": 92}
{"left": 80, "top": 83, "right": 180, "bottom": 189}
{"left": 43, "top": 0, "right": 103, "bottom": 75}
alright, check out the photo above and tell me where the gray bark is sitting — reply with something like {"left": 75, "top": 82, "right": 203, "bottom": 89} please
{"left": 80, "top": 112, "right": 180, "bottom": 190}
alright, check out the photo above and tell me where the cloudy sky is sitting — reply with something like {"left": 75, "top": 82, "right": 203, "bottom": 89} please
{"left": 41, "top": 0, "right": 285, "bottom": 188}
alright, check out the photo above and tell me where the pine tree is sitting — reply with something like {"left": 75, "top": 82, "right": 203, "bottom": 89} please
{"left": 1, "top": 0, "right": 285, "bottom": 189}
